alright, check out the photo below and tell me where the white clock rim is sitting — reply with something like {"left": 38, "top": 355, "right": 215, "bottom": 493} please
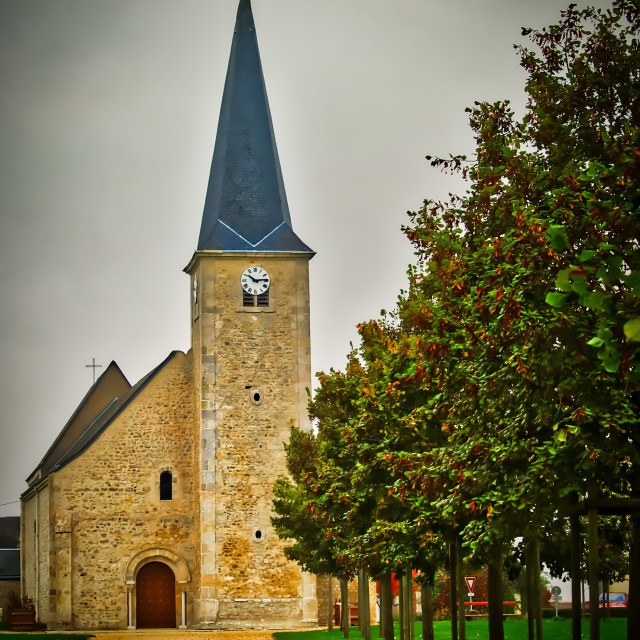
{"left": 241, "top": 266, "right": 270, "bottom": 295}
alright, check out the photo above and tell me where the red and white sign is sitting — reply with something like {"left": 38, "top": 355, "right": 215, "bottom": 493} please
{"left": 465, "top": 576, "right": 476, "bottom": 595}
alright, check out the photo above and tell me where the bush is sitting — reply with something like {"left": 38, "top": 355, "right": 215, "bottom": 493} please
{"left": 7, "top": 593, "right": 34, "bottom": 610}
{"left": 434, "top": 608, "right": 451, "bottom": 621}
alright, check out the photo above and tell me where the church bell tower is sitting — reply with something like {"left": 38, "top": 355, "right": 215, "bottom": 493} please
{"left": 184, "top": 0, "right": 317, "bottom": 629}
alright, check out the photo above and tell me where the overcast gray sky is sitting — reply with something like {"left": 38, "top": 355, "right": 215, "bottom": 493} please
{"left": 0, "top": 0, "right": 611, "bottom": 516}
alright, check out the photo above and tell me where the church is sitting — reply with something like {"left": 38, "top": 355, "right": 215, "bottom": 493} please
{"left": 20, "top": 0, "right": 319, "bottom": 630}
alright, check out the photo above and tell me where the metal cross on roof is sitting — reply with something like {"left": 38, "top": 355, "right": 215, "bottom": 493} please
{"left": 85, "top": 357, "right": 102, "bottom": 385}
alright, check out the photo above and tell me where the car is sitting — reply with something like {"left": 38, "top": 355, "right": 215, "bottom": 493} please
{"left": 599, "top": 592, "right": 628, "bottom": 608}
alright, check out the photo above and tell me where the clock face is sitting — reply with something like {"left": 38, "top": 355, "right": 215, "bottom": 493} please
{"left": 241, "top": 265, "right": 270, "bottom": 295}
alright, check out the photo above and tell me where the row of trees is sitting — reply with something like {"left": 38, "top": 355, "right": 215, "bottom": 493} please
{"left": 273, "top": 2, "right": 640, "bottom": 640}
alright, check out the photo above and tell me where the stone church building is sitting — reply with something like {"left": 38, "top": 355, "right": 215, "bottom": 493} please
{"left": 20, "top": 0, "right": 319, "bottom": 630}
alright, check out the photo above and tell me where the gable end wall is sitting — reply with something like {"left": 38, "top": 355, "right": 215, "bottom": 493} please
{"left": 43, "top": 352, "right": 198, "bottom": 630}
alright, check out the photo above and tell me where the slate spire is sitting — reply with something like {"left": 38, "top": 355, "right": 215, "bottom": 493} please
{"left": 197, "top": 0, "right": 312, "bottom": 253}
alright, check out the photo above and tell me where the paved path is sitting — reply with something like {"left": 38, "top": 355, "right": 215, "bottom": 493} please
{"left": 0, "top": 626, "right": 322, "bottom": 638}
{"left": 0, "top": 631, "right": 290, "bottom": 639}
{"left": 86, "top": 629, "right": 322, "bottom": 640}
{"left": 88, "top": 631, "right": 282, "bottom": 640}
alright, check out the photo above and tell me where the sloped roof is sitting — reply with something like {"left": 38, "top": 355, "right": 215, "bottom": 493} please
{"left": 0, "top": 517, "right": 19, "bottom": 548}
{"left": 27, "top": 361, "right": 131, "bottom": 486}
{"left": 197, "top": 0, "right": 313, "bottom": 254}
{"left": 0, "top": 549, "right": 19, "bottom": 579}
{"left": 25, "top": 353, "right": 180, "bottom": 489}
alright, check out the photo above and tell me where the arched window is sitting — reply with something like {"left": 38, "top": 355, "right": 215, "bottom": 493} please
{"left": 160, "top": 471, "right": 173, "bottom": 501}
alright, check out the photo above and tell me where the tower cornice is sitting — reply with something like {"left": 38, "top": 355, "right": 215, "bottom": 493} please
{"left": 183, "top": 249, "right": 315, "bottom": 275}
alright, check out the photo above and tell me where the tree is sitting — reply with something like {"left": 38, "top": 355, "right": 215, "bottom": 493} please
{"left": 349, "top": 318, "right": 451, "bottom": 640}
{"left": 272, "top": 422, "right": 358, "bottom": 637}
{"left": 276, "top": 6, "right": 639, "bottom": 639}
{"left": 401, "top": 2, "right": 640, "bottom": 638}
{"left": 522, "top": 3, "right": 640, "bottom": 638}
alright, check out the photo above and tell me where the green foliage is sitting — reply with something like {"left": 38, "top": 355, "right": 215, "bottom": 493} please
{"left": 399, "top": 0, "right": 640, "bottom": 563}
{"left": 273, "top": 0, "right": 638, "bottom": 617}
{"left": 271, "top": 425, "right": 348, "bottom": 578}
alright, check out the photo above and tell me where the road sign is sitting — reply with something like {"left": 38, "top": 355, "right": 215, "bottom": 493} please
{"left": 551, "top": 586, "right": 561, "bottom": 617}
{"left": 465, "top": 576, "right": 476, "bottom": 595}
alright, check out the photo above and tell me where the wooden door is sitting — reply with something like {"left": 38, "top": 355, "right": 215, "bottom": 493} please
{"left": 136, "top": 562, "right": 176, "bottom": 628}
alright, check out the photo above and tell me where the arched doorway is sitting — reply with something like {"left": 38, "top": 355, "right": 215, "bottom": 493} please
{"left": 136, "top": 561, "right": 176, "bottom": 628}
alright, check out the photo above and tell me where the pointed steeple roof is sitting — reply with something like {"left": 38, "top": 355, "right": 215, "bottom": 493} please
{"left": 197, "top": 0, "right": 312, "bottom": 253}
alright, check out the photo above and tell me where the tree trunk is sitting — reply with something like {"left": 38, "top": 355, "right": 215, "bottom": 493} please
{"left": 420, "top": 570, "right": 435, "bottom": 640}
{"left": 359, "top": 568, "right": 365, "bottom": 636}
{"left": 398, "top": 569, "right": 414, "bottom": 640}
{"left": 328, "top": 576, "right": 334, "bottom": 632}
{"left": 405, "top": 568, "right": 415, "bottom": 640}
{"left": 456, "top": 536, "right": 466, "bottom": 640}
{"left": 525, "top": 536, "right": 542, "bottom": 640}
{"left": 588, "top": 484, "right": 600, "bottom": 640}
{"left": 569, "top": 507, "right": 581, "bottom": 640}
{"left": 398, "top": 570, "right": 406, "bottom": 640}
{"left": 628, "top": 475, "right": 640, "bottom": 640}
{"left": 358, "top": 567, "right": 371, "bottom": 640}
{"left": 379, "top": 572, "right": 394, "bottom": 640}
{"left": 450, "top": 540, "right": 458, "bottom": 640}
{"left": 487, "top": 554, "right": 504, "bottom": 640}
{"left": 366, "top": 571, "right": 372, "bottom": 640}
{"left": 525, "top": 544, "right": 534, "bottom": 640}
{"left": 532, "top": 537, "right": 543, "bottom": 640}
{"left": 379, "top": 574, "right": 386, "bottom": 639}
{"left": 340, "top": 578, "right": 350, "bottom": 638}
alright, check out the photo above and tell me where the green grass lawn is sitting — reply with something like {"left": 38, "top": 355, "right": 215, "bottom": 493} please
{"left": 274, "top": 618, "right": 627, "bottom": 640}
{"left": 0, "top": 622, "right": 93, "bottom": 639}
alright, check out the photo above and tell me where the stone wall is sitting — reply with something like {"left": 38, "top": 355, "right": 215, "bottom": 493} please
{"left": 47, "top": 351, "right": 198, "bottom": 630}
{"left": 21, "top": 250, "right": 319, "bottom": 631}
{"left": 188, "top": 253, "right": 316, "bottom": 628}
{"left": 0, "top": 579, "right": 20, "bottom": 618}
{"left": 316, "top": 576, "right": 338, "bottom": 626}
{"left": 316, "top": 576, "right": 378, "bottom": 628}
{"left": 20, "top": 482, "right": 50, "bottom": 623}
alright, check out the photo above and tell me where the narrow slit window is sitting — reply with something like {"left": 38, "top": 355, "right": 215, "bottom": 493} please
{"left": 160, "top": 471, "right": 172, "bottom": 501}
